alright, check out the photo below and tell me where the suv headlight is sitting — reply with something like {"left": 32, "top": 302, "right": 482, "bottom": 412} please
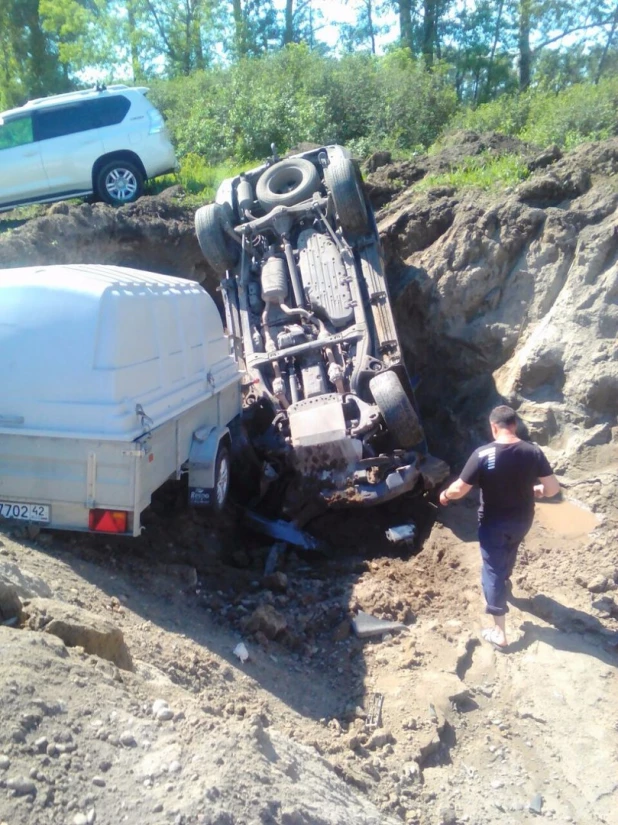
{"left": 147, "top": 109, "right": 165, "bottom": 134}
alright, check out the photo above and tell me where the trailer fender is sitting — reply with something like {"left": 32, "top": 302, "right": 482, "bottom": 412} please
{"left": 188, "top": 425, "right": 230, "bottom": 507}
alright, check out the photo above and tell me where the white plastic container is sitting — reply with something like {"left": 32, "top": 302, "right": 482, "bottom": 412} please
{"left": 0, "top": 265, "right": 241, "bottom": 535}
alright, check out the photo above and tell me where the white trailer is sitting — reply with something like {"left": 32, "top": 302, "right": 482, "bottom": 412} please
{"left": 0, "top": 265, "right": 241, "bottom": 536}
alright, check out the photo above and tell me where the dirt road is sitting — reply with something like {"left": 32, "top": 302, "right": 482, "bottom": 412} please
{"left": 1, "top": 486, "right": 616, "bottom": 825}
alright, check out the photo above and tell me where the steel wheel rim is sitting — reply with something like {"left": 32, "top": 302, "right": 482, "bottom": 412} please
{"left": 105, "top": 168, "right": 138, "bottom": 201}
{"left": 216, "top": 454, "right": 229, "bottom": 507}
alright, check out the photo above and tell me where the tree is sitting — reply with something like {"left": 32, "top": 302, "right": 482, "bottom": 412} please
{"left": 340, "top": 0, "right": 388, "bottom": 54}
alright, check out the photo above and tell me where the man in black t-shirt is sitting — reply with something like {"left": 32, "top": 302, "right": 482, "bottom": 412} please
{"left": 438, "top": 405, "right": 560, "bottom": 649}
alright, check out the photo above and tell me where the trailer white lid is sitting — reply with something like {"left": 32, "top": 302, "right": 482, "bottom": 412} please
{"left": 0, "top": 265, "right": 239, "bottom": 439}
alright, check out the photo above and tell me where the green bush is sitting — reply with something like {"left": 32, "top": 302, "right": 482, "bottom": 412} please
{"left": 148, "top": 46, "right": 459, "bottom": 165}
{"left": 448, "top": 77, "right": 618, "bottom": 149}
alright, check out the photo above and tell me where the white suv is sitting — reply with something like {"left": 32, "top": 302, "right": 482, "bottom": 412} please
{"left": 0, "top": 85, "right": 177, "bottom": 211}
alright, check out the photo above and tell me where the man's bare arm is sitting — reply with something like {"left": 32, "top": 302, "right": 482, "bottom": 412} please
{"left": 439, "top": 478, "right": 473, "bottom": 506}
{"left": 534, "top": 474, "right": 561, "bottom": 498}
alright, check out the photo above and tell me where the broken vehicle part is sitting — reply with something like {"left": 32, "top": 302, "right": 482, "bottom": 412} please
{"left": 365, "top": 693, "right": 385, "bottom": 731}
{"left": 352, "top": 611, "right": 408, "bottom": 639}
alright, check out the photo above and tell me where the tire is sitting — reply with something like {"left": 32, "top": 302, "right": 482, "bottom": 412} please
{"left": 96, "top": 160, "right": 144, "bottom": 206}
{"left": 195, "top": 203, "right": 239, "bottom": 277}
{"left": 325, "top": 156, "right": 369, "bottom": 236}
{"left": 369, "top": 370, "right": 423, "bottom": 449}
{"left": 256, "top": 158, "right": 321, "bottom": 211}
{"left": 210, "top": 443, "right": 231, "bottom": 514}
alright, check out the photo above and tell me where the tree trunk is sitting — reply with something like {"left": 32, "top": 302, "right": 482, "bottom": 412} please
{"left": 284, "top": 0, "right": 294, "bottom": 44}
{"left": 398, "top": 0, "right": 413, "bottom": 52}
{"left": 518, "top": 0, "right": 532, "bottom": 91}
{"left": 232, "top": 0, "right": 246, "bottom": 56}
{"left": 482, "top": 0, "right": 504, "bottom": 99}
{"left": 367, "top": 0, "right": 376, "bottom": 55}
{"left": 595, "top": 4, "right": 618, "bottom": 84}
{"left": 126, "top": 1, "right": 143, "bottom": 82}
{"left": 422, "top": 0, "right": 437, "bottom": 69}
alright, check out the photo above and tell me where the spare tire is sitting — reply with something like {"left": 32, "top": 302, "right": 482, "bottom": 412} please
{"left": 369, "top": 370, "right": 423, "bottom": 449}
{"left": 324, "top": 156, "right": 369, "bottom": 236}
{"left": 195, "top": 203, "right": 239, "bottom": 277}
{"left": 256, "top": 158, "right": 321, "bottom": 211}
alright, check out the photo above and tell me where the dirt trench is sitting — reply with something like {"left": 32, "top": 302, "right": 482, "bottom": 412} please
{"left": 0, "top": 133, "right": 617, "bottom": 825}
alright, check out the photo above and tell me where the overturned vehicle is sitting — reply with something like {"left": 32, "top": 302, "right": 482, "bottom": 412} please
{"left": 194, "top": 145, "right": 446, "bottom": 516}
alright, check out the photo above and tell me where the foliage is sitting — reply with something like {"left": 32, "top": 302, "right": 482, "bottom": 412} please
{"left": 147, "top": 154, "right": 256, "bottom": 203}
{"left": 448, "top": 76, "right": 618, "bottom": 149}
{"left": 149, "top": 46, "right": 458, "bottom": 164}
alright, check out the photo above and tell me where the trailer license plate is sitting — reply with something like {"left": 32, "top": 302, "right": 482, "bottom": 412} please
{"left": 0, "top": 501, "right": 50, "bottom": 523}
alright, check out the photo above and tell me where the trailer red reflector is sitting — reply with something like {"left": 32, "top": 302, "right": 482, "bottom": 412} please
{"left": 88, "top": 509, "right": 128, "bottom": 533}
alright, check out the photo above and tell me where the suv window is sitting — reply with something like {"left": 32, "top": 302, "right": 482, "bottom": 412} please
{"left": 0, "top": 116, "right": 34, "bottom": 150}
{"left": 34, "top": 96, "right": 131, "bottom": 141}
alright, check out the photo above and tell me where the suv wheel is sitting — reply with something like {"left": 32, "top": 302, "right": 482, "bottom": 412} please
{"left": 369, "top": 370, "right": 423, "bottom": 449}
{"left": 195, "top": 203, "right": 240, "bottom": 277}
{"left": 325, "top": 156, "right": 369, "bottom": 236}
{"left": 96, "top": 160, "right": 144, "bottom": 205}
{"left": 256, "top": 158, "right": 321, "bottom": 211}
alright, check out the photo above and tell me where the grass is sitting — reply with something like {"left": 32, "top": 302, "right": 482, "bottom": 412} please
{"left": 146, "top": 154, "right": 260, "bottom": 206}
{"left": 414, "top": 152, "right": 530, "bottom": 193}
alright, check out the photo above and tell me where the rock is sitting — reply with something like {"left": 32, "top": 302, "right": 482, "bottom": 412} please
{"left": 591, "top": 596, "right": 617, "bottom": 618}
{"left": 529, "top": 793, "right": 543, "bottom": 814}
{"left": 0, "top": 755, "right": 10, "bottom": 770}
{"left": 0, "top": 582, "right": 23, "bottom": 623}
{"left": 152, "top": 699, "right": 174, "bottom": 721}
{"left": 263, "top": 571, "right": 288, "bottom": 592}
{"left": 92, "top": 777, "right": 106, "bottom": 787}
{"left": 35, "top": 736, "right": 49, "bottom": 752}
{"left": 365, "top": 151, "right": 392, "bottom": 173}
{"left": 528, "top": 144, "right": 562, "bottom": 171}
{"left": 587, "top": 575, "right": 609, "bottom": 594}
{"left": 439, "top": 805, "right": 458, "bottom": 825}
{"left": 0, "top": 560, "right": 52, "bottom": 600}
{"left": 244, "top": 605, "right": 287, "bottom": 640}
{"left": 366, "top": 730, "right": 394, "bottom": 750}
{"left": 7, "top": 776, "right": 36, "bottom": 796}
{"left": 73, "top": 815, "right": 88, "bottom": 825}
{"left": 119, "top": 731, "right": 137, "bottom": 748}
{"left": 23, "top": 598, "right": 133, "bottom": 671}
{"left": 168, "top": 760, "right": 182, "bottom": 773}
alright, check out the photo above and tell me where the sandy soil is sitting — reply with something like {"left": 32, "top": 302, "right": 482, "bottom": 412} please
{"left": 1, "top": 482, "right": 616, "bottom": 825}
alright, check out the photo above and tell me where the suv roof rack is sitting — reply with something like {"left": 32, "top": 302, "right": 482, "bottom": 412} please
{"left": 22, "top": 84, "right": 147, "bottom": 109}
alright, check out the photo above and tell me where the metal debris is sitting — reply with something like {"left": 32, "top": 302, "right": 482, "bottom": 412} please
{"left": 365, "top": 693, "right": 384, "bottom": 730}
{"left": 352, "top": 610, "right": 407, "bottom": 639}
{"left": 385, "top": 523, "right": 417, "bottom": 545}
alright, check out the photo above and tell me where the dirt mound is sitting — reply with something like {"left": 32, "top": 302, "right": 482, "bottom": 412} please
{"left": 363, "top": 130, "right": 532, "bottom": 207}
{"left": 0, "top": 191, "right": 218, "bottom": 293}
{"left": 375, "top": 137, "right": 618, "bottom": 513}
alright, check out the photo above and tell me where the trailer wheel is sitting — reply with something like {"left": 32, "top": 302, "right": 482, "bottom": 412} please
{"left": 369, "top": 370, "right": 423, "bottom": 449}
{"left": 210, "top": 443, "right": 231, "bottom": 513}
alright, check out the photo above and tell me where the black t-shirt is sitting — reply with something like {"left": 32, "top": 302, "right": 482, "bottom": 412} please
{"left": 460, "top": 440, "right": 553, "bottom": 522}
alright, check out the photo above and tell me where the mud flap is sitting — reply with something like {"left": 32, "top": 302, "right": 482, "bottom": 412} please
{"left": 188, "top": 425, "right": 229, "bottom": 507}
